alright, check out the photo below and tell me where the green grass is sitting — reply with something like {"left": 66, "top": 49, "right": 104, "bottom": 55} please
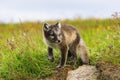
{"left": 0, "top": 18, "right": 120, "bottom": 79}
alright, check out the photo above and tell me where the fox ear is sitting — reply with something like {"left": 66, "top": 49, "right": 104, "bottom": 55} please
{"left": 44, "top": 23, "right": 50, "bottom": 31}
{"left": 55, "top": 22, "right": 61, "bottom": 29}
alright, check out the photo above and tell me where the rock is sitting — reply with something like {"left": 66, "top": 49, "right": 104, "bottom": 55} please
{"left": 96, "top": 62, "right": 120, "bottom": 80}
{"left": 67, "top": 65, "right": 99, "bottom": 80}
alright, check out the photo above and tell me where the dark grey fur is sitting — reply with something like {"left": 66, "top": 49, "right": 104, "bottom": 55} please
{"left": 43, "top": 22, "right": 89, "bottom": 68}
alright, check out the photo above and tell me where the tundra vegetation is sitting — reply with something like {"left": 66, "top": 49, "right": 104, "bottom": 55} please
{"left": 0, "top": 13, "right": 120, "bottom": 79}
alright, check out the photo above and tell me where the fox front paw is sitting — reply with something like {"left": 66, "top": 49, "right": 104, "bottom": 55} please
{"left": 48, "top": 56, "right": 54, "bottom": 62}
{"left": 56, "top": 64, "right": 64, "bottom": 69}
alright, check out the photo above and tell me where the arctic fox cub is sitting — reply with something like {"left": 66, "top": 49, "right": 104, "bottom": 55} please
{"left": 43, "top": 22, "right": 89, "bottom": 68}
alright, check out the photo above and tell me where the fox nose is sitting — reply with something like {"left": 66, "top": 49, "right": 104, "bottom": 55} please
{"left": 58, "top": 40, "right": 61, "bottom": 43}
{"left": 56, "top": 40, "right": 61, "bottom": 43}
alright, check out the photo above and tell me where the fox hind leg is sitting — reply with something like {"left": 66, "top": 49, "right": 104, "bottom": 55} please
{"left": 69, "top": 46, "right": 77, "bottom": 66}
{"left": 56, "top": 46, "right": 68, "bottom": 68}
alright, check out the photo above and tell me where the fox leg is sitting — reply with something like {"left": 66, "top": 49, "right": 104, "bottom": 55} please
{"left": 69, "top": 33, "right": 80, "bottom": 66}
{"left": 69, "top": 46, "right": 77, "bottom": 66}
{"left": 56, "top": 46, "right": 68, "bottom": 68}
{"left": 68, "top": 50, "right": 73, "bottom": 58}
{"left": 48, "top": 47, "right": 54, "bottom": 62}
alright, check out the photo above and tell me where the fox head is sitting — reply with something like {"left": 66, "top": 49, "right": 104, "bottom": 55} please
{"left": 43, "top": 22, "right": 62, "bottom": 44}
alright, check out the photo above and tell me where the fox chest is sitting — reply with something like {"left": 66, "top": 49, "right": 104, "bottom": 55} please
{"left": 44, "top": 39, "right": 60, "bottom": 48}
{"left": 47, "top": 42, "right": 60, "bottom": 48}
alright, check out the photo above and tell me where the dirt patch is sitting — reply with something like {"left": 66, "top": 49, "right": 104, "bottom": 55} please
{"left": 96, "top": 61, "right": 120, "bottom": 80}
{"left": 44, "top": 66, "right": 74, "bottom": 80}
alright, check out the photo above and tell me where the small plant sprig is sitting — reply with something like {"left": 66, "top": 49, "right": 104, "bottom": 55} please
{"left": 111, "top": 12, "right": 120, "bottom": 26}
